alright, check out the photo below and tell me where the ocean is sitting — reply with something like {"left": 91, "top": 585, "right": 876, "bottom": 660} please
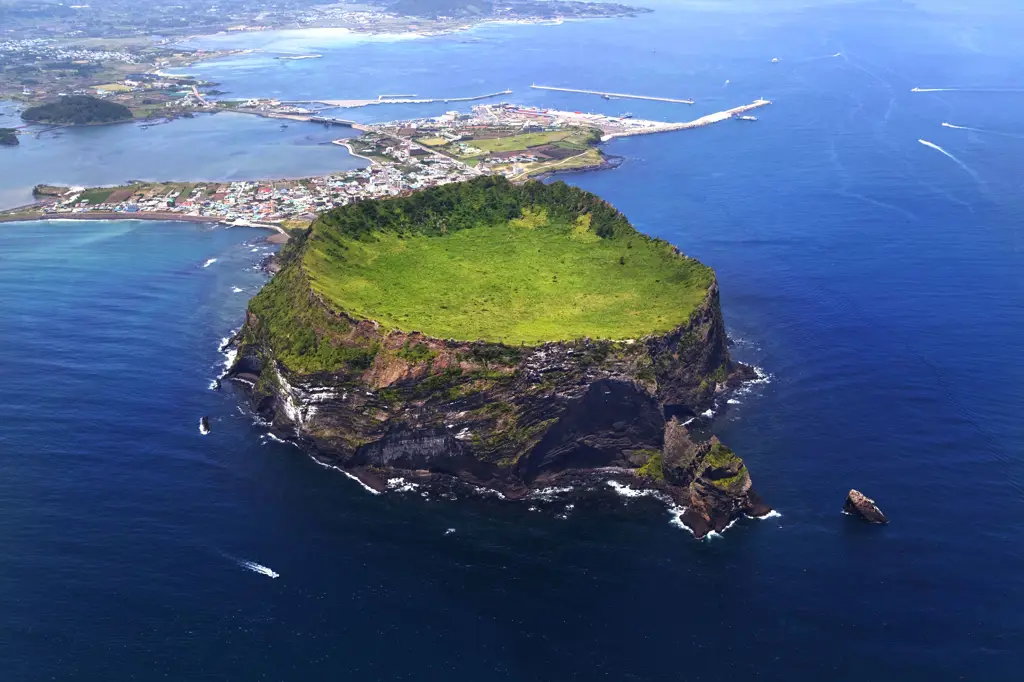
{"left": 1, "top": 1, "right": 1022, "bottom": 679}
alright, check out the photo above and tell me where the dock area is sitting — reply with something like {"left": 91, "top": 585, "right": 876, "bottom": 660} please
{"left": 530, "top": 84, "right": 695, "bottom": 105}
{"left": 292, "top": 89, "right": 513, "bottom": 109}
{"left": 600, "top": 99, "right": 772, "bottom": 141}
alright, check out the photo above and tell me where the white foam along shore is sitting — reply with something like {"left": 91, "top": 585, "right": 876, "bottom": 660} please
{"left": 605, "top": 480, "right": 699, "bottom": 536}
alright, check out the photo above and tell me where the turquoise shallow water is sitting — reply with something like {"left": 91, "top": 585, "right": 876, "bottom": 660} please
{"left": 1, "top": 1, "right": 1023, "bottom": 679}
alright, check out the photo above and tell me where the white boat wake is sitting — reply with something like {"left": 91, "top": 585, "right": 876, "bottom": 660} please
{"left": 918, "top": 139, "right": 984, "bottom": 185}
{"left": 236, "top": 558, "right": 280, "bottom": 578}
{"left": 942, "top": 122, "right": 1024, "bottom": 139}
{"left": 913, "top": 86, "right": 1024, "bottom": 93}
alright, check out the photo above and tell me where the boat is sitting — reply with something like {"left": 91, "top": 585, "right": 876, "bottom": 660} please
{"left": 737, "top": 115, "right": 757, "bottom": 121}
{"left": 601, "top": 94, "right": 612, "bottom": 100}
{"left": 621, "top": 112, "right": 634, "bottom": 119}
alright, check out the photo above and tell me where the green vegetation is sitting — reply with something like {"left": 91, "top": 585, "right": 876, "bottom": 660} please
{"left": 247, "top": 265, "right": 376, "bottom": 375}
{"left": 396, "top": 340, "right": 437, "bottom": 363}
{"left": 468, "top": 130, "right": 574, "bottom": 154}
{"left": 507, "top": 148, "right": 605, "bottom": 180}
{"left": 636, "top": 451, "right": 665, "bottom": 481}
{"left": 21, "top": 95, "right": 132, "bottom": 125}
{"left": 449, "top": 128, "right": 601, "bottom": 163}
{"left": 299, "top": 177, "right": 714, "bottom": 345}
{"left": 705, "top": 441, "right": 741, "bottom": 469}
{"left": 414, "top": 136, "right": 450, "bottom": 147}
{"left": 78, "top": 187, "right": 115, "bottom": 205}
{"left": 0, "top": 128, "right": 18, "bottom": 146}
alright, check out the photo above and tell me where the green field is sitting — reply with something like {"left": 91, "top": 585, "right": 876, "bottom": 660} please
{"left": 466, "top": 130, "right": 573, "bottom": 154}
{"left": 78, "top": 187, "right": 115, "bottom": 205}
{"left": 505, "top": 148, "right": 605, "bottom": 179}
{"left": 414, "top": 136, "right": 450, "bottom": 147}
{"left": 300, "top": 181, "right": 713, "bottom": 345}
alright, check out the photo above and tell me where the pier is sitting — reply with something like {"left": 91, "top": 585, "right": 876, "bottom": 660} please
{"left": 600, "top": 99, "right": 772, "bottom": 141}
{"left": 530, "top": 84, "right": 695, "bottom": 105}
{"left": 292, "top": 89, "right": 513, "bottom": 109}
{"left": 310, "top": 116, "right": 356, "bottom": 127}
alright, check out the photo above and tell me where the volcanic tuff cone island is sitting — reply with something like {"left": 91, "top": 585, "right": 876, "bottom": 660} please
{"left": 229, "top": 176, "right": 771, "bottom": 537}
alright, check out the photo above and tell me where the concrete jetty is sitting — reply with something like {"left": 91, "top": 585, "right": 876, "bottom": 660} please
{"left": 600, "top": 99, "right": 772, "bottom": 141}
{"left": 530, "top": 84, "right": 695, "bottom": 104}
{"left": 292, "top": 89, "right": 513, "bottom": 109}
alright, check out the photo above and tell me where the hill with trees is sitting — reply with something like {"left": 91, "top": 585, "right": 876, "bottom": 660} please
{"left": 21, "top": 95, "right": 132, "bottom": 126}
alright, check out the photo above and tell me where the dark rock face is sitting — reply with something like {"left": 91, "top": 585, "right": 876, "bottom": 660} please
{"left": 844, "top": 489, "right": 888, "bottom": 524}
{"left": 229, "top": 282, "right": 770, "bottom": 538}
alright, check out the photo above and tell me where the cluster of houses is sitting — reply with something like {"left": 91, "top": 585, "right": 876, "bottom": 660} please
{"left": 37, "top": 146, "right": 480, "bottom": 225}
{"left": 0, "top": 39, "right": 140, "bottom": 64}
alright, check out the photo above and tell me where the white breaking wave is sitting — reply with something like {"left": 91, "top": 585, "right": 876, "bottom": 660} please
{"left": 669, "top": 514, "right": 697, "bottom": 536}
{"left": 606, "top": 481, "right": 696, "bottom": 535}
{"left": 203, "top": 258, "right": 218, "bottom": 268}
{"left": 528, "top": 485, "right": 575, "bottom": 500}
{"left": 221, "top": 347, "right": 238, "bottom": 374}
{"left": 732, "top": 365, "right": 773, "bottom": 398}
{"left": 469, "top": 485, "right": 508, "bottom": 500}
{"left": 386, "top": 477, "right": 420, "bottom": 493}
{"left": 704, "top": 517, "right": 740, "bottom": 540}
{"left": 750, "top": 509, "right": 783, "bottom": 520}
{"left": 217, "top": 330, "right": 240, "bottom": 376}
{"left": 237, "top": 559, "right": 279, "bottom": 578}
{"left": 232, "top": 286, "right": 244, "bottom": 293}
{"left": 606, "top": 480, "right": 657, "bottom": 499}
{"left": 309, "top": 457, "right": 382, "bottom": 495}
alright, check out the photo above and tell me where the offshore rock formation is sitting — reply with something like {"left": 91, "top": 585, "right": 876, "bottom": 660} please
{"left": 228, "top": 177, "right": 771, "bottom": 537}
{"left": 844, "top": 489, "right": 888, "bottom": 524}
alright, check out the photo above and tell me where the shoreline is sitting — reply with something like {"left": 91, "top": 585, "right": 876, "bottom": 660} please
{"left": 0, "top": 210, "right": 289, "bottom": 241}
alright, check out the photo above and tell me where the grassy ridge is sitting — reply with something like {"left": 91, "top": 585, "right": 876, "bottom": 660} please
{"left": 295, "top": 177, "right": 713, "bottom": 345}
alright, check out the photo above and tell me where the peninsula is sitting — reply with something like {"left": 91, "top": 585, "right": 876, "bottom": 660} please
{"left": 227, "top": 176, "right": 770, "bottom": 537}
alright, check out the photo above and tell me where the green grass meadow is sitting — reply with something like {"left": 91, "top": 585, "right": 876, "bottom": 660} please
{"left": 304, "top": 210, "right": 712, "bottom": 345}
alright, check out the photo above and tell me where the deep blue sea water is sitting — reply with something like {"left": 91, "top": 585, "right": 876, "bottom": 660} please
{"left": 2, "top": 1, "right": 1023, "bottom": 679}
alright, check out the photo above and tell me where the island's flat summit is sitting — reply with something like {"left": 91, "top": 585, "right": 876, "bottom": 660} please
{"left": 301, "top": 177, "right": 713, "bottom": 345}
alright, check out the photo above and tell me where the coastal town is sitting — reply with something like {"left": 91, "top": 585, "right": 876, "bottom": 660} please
{"left": 0, "top": 98, "right": 770, "bottom": 228}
